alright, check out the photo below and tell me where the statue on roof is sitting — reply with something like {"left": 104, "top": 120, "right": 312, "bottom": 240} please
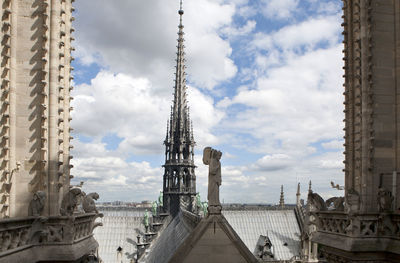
{"left": 158, "top": 191, "right": 163, "bottom": 207}
{"left": 152, "top": 201, "right": 158, "bottom": 216}
{"left": 203, "top": 147, "right": 222, "bottom": 213}
{"left": 82, "top": 192, "right": 100, "bottom": 214}
{"left": 144, "top": 209, "right": 150, "bottom": 233}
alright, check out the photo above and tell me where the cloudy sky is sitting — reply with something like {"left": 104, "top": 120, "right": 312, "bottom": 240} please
{"left": 70, "top": 0, "right": 345, "bottom": 204}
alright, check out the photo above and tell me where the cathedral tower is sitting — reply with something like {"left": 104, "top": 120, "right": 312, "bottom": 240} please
{"left": 0, "top": 0, "right": 74, "bottom": 218}
{"left": 313, "top": 0, "right": 400, "bottom": 261}
{"left": 162, "top": 0, "right": 197, "bottom": 216}
{"left": 0, "top": 1, "right": 101, "bottom": 262}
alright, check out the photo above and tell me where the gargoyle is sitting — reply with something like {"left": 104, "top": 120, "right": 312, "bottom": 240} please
{"left": 60, "top": 188, "right": 82, "bottom": 216}
{"left": 82, "top": 192, "right": 99, "bottom": 213}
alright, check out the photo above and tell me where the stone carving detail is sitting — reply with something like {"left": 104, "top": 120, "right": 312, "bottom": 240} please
{"left": 377, "top": 187, "right": 393, "bottom": 213}
{"left": 28, "top": 191, "right": 46, "bottom": 216}
{"left": 307, "top": 191, "right": 327, "bottom": 211}
{"left": 0, "top": 228, "right": 29, "bottom": 252}
{"left": 60, "top": 188, "right": 82, "bottom": 216}
{"left": 317, "top": 211, "right": 400, "bottom": 239}
{"left": 82, "top": 192, "right": 99, "bottom": 213}
{"left": 47, "top": 225, "right": 63, "bottom": 242}
{"left": 0, "top": 213, "right": 102, "bottom": 256}
{"left": 345, "top": 188, "right": 360, "bottom": 212}
{"left": 325, "top": 197, "right": 345, "bottom": 211}
{"left": 377, "top": 215, "right": 396, "bottom": 236}
{"left": 255, "top": 235, "right": 274, "bottom": 260}
{"left": 203, "top": 147, "right": 222, "bottom": 213}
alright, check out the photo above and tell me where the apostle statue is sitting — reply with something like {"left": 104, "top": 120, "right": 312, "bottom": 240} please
{"left": 203, "top": 147, "right": 222, "bottom": 213}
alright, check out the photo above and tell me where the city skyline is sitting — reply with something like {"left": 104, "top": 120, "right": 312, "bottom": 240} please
{"left": 70, "top": 0, "right": 345, "bottom": 204}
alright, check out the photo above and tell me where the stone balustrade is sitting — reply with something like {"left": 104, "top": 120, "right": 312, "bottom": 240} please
{"left": 0, "top": 213, "right": 102, "bottom": 262}
{"left": 0, "top": 217, "right": 33, "bottom": 253}
{"left": 315, "top": 211, "right": 400, "bottom": 239}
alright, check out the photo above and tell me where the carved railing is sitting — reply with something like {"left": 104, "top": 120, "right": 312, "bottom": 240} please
{"left": 0, "top": 213, "right": 102, "bottom": 258}
{"left": 0, "top": 217, "right": 33, "bottom": 253}
{"left": 315, "top": 211, "right": 400, "bottom": 239}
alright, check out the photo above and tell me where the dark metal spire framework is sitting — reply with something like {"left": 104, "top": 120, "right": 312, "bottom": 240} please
{"left": 162, "top": 0, "right": 197, "bottom": 216}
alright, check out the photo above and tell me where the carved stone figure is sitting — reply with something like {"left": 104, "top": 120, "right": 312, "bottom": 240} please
{"left": 144, "top": 209, "right": 149, "bottom": 233}
{"left": 158, "top": 191, "right": 163, "bottom": 207}
{"left": 47, "top": 225, "right": 63, "bottom": 242}
{"left": 330, "top": 181, "right": 344, "bottom": 190}
{"left": 325, "top": 197, "right": 345, "bottom": 211}
{"left": 307, "top": 191, "right": 327, "bottom": 211}
{"left": 377, "top": 187, "right": 393, "bottom": 213}
{"left": 202, "top": 201, "right": 208, "bottom": 216}
{"left": 203, "top": 147, "right": 222, "bottom": 208}
{"left": 152, "top": 201, "right": 157, "bottom": 216}
{"left": 28, "top": 191, "right": 46, "bottom": 216}
{"left": 345, "top": 188, "right": 360, "bottom": 213}
{"left": 255, "top": 235, "right": 274, "bottom": 260}
{"left": 60, "top": 188, "right": 82, "bottom": 216}
{"left": 82, "top": 192, "right": 99, "bottom": 213}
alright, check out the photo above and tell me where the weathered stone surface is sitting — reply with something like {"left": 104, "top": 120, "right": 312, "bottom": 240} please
{"left": 314, "top": 0, "right": 400, "bottom": 261}
{"left": 168, "top": 214, "right": 258, "bottom": 263}
{"left": 0, "top": 213, "right": 102, "bottom": 263}
{"left": 0, "top": 0, "right": 74, "bottom": 219}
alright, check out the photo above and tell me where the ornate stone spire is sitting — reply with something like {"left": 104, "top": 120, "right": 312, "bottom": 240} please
{"left": 162, "top": 0, "right": 196, "bottom": 216}
{"left": 279, "top": 185, "right": 285, "bottom": 208}
{"left": 296, "top": 183, "right": 301, "bottom": 207}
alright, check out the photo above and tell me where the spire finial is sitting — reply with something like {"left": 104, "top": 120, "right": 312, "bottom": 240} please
{"left": 179, "top": 0, "right": 184, "bottom": 16}
{"left": 308, "top": 180, "right": 312, "bottom": 193}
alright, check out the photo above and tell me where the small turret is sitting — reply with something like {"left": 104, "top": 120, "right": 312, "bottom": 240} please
{"left": 296, "top": 183, "right": 301, "bottom": 207}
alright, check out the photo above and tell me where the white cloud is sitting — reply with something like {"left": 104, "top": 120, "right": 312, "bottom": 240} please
{"left": 252, "top": 154, "right": 293, "bottom": 171}
{"left": 73, "top": 0, "right": 237, "bottom": 91}
{"left": 261, "top": 0, "right": 299, "bottom": 20}
{"left": 70, "top": 0, "right": 347, "bottom": 204}
{"left": 71, "top": 142, "right": 163, "bottom": 201}
{"left": 252, "top": 15, "right": 341, "bottom": 53}
{"left": 322, "top": 140, "right": 344, "bottom": 150}
{"left": 71, "top": 71, "right": 223, "bottom": 156}
{"left": 221, "top": 20, "right": 257, "bottom": 38}
{"left": 220, "top": 45, "right": 344, "bottom": 155}
{"left": 70, "top": 71, "right": 224, "bottom": 200}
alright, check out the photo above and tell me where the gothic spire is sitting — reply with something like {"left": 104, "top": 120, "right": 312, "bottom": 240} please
{"left": 165, "top": 0, "right": 194, "bottom": 152}
{"left": 279, "top": 185, "right": 285, "bottom": 208}
{"left": 296, "top": 183, "right": 301, "bottom": 207}
{"left": 162, "top": 0, "right": 196, "bottom": 216}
